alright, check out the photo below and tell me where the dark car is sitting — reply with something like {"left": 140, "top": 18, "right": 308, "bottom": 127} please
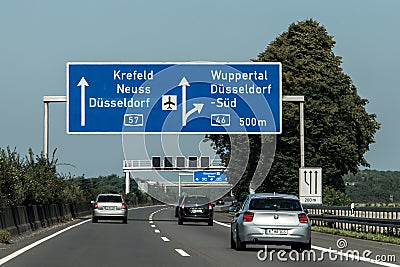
{"left": 177, "top": 195, "right": 214, "bottom": 226}
{"left": 215, "top": 198, "right": 225, "bottom": 205}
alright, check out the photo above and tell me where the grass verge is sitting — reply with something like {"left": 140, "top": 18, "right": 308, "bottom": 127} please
{"left": 312, "top": 226, "right": 400, "bottom": 245}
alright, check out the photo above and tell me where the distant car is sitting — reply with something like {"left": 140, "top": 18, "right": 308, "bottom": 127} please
{"left": 177, "top": 195, "right": 214, "bottom": 226}
{"left": 215, "top": 198, "right": 225, "bottom": 205}
{"left": 92, "top": 193, "right": 128, "bottom": 224}
{"left": 231, "top": 193, "right": 311, "bottom": 251}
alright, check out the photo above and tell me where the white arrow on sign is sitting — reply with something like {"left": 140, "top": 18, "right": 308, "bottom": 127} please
{"left": 77, "top": 77, "right": 89, "bottom": 126}
{"left": 185, "top": 104, "right": 203, "bottom": 122}
{"left": 179, "top": 77, "right": 204, "bottom": 126}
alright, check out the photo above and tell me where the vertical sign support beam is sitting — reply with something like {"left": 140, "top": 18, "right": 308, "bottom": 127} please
{"left": 44, "top": 101, "right": 49, "bottom": 158}
{"left": 282, "top": 96, "right": 305, "bottom": 168}
{"left": 300, "top": 101, "right": 305, "bottom": 167}
{"left": 125, "top": 172, "right": 130, "bottom": 194}
{"left": 179, "top": 174, "right": 181, "bottom": 197}
{"left": 43, "top": 96, "right": 67, "bottom": 158}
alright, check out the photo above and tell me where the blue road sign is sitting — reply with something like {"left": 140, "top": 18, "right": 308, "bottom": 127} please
{"left": 193, "top": 171, "right": 227, "bottom": 183}
{"left": 67, "top": 62, "right": 282, "bottom": 134}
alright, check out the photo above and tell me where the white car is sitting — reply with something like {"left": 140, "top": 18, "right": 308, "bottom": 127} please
{"left": 231, "top": 193, "right": 311, "bottom": 251}
{"left": 92, "top": 193, "right": 128, "bottom": 224}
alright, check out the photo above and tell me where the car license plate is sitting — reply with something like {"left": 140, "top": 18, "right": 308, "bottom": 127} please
{"left": 104, "top": 206, "right": 116, "bottom": 210}
{"left": 191, "top": 208, "right": 203, "bottom": 213}
{"left": 265, "top": 229, "right": 288, "bottom": 235}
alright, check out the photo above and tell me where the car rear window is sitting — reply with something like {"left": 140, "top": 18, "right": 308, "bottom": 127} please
{"left": 249, "top": 198, "right": 302, "bottom": 211}
{"left": 184, "top": 196, "right": 210, "bottom": 205}
{"left": 97, "top": 195, "right": 123, "bottom": 203}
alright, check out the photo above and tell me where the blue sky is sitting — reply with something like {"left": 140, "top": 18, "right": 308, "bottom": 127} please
{"left": 1, "top": 0, "right": 399, "bottom": 177}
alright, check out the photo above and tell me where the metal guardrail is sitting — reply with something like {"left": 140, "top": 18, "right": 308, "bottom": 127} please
{"left": 304, "top": 205, "right": 400, "bottom": 237}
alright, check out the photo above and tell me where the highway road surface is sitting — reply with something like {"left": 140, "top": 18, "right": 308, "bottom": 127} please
{"left": 0, "top": 205, "right": 399, "bottom": 267}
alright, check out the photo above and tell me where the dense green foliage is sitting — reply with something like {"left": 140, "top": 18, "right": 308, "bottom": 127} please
{"left": 209, "top": 19, "right": 379, "bottom": 200}
{"left": 0, "top": 147, "right": 146, "bottom": 208}
{"left": 344, "top": 170, "right": 400, "bottom": 203}
{"left": 0, "top": 147, "right": 78, "bottom": 207}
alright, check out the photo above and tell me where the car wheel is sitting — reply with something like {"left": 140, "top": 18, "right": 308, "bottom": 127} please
{"left": 92, "top": 217, "right": 98, "bottom": 223}
{"left": 235, "top": 227, "right": 246, "bottom": 251}
{"left": 178, "top": 216, "right": 183, "bottom": 225}
{"left": 291, "top": 244, "right": 301, "bottom": 251}
{"left": 230, "top": 230, "right": 236, "bottom": 249}
{"left": 301, "top": 240, "right": 312, "bottom": 251}
{"left": 208, "top": 219, "right": 213, "bottom": 226}
{"left": 291, "top": 240, "right": 311, "bottom": 252}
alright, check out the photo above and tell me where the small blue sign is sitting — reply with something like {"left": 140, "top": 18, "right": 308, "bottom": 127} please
{"left": 67, "top": 62, "right": 282, "bottom": 134}
{"left": 193, "top": 171, "right": 227, "bottom": 183}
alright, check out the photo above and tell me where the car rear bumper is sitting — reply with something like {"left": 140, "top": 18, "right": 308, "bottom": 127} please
{"left": 181, "top": 213, "right": 213, "bottom": 220}
{"left": 93, "top": 209, "right": 127, "bottom": 218}
{"left": 239, "top": 224, "right": 311, "bottom": 244}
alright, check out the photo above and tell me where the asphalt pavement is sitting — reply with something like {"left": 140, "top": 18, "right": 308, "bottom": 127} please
{"left": 0, "top": 205, "right": 398, "bottom": 267}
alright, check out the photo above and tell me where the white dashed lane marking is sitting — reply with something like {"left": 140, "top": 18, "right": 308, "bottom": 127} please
{"left": 175, "top": 249, "right": 190, "bottom": 257}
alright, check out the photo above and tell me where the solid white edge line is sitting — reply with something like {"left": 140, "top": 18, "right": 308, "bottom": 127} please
{"left": 213, "top": 220, "right": 230, "bottom": 228}
{"left": 0, "top": 205, "right": 167, "bottom": 266}
{"left": 175, "top": 249, "right": 190, "bottom": 257}
{"left": 311, "top": 245, "right": 400, "bottom": 267}
{"left": 213, "top": 219, "right": 400, "bottom": 267}
{"left": 0, "top": 219, "right": 91, "bottom": 266}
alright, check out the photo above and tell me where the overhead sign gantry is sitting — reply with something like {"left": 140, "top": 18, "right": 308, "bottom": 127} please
{"left": 67, "top": 62, "right": 282, "bottom": 134}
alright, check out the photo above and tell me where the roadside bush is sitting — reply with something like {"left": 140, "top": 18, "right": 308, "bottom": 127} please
{"left": 323, "top": 186, "right": 351, "bottom": 206}
{"left": 0, "top": 229, "right": 11, "bottom": 243}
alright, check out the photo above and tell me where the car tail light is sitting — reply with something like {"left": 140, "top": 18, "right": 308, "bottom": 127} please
{"left": 122, "top": 203, "right": 127, "bottom": 209}
{"left": 208, "top": 203, "right": 213, "bottom": 210}
{"left": 93, "top": 203, "right": 98, "bottom": 209}
{"left": 243, "top": 212, "right": 254, "bottom": 222}
{"left": 298, "top": 213, "right": 308, "bottom": 223}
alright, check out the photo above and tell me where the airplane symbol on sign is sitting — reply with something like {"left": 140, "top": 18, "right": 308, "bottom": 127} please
{"left": 164, "top": 96, "right": 175, "bottom": 109}
{"left": 162, "top": 95, "right": 177, "bottom": 110}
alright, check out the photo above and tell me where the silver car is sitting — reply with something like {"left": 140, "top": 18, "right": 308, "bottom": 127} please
{"left": 231, "top": 193, "right": 311, "bottom": 251}
{"left": 92, "top": 193, "right": 128, "bottom": 224}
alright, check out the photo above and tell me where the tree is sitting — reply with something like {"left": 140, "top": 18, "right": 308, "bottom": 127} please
{"left": 209, "top": 19, "right": 379, "bottom": 196}
{"left": 344, "top": 170, "right": 400, "bottom": 203}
